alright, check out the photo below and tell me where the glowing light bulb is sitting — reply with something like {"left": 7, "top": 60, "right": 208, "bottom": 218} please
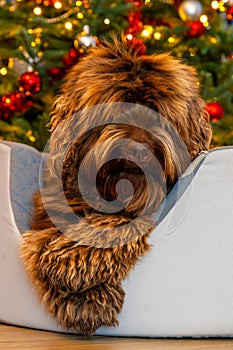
{"left": 168, "top": 36, "right": 175, "bottom": 43}
{"left": 104, "top": 18, "right": 110, "bottom": 25}
{"left": 142, "top": 29, "right": 150, "bottom": 37}
{"left": 200, "top": 15, "right": 208, "bottom": 23}
{"left": 33, "top": 7, "right": 42, "bottom": 15}
{"left": 154, "top": 32, "right": 161, "bottom": 40}
{"left": 76, "top": 0, "right": 82, "bottom": 5}
{"left": 0, "top": 67, "right": 7, "bottom": 76}
{"left": 77, "top": 12, "right": 84, "bottom": 19}
{"left": 65, "top": 21, "right": 73, "bottom": 31}
{"left": 54, "top": 1, "right": 62, "bottom": 9}
{"left": 126, "top": 34, "right": 133, "bottom": 40}
{"left": 211, "top": 0, "right": 219, "bottom": 9}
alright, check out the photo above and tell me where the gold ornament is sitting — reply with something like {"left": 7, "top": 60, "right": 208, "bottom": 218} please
{"left": 178, "top": 0, "right": 203, "bottom": 21}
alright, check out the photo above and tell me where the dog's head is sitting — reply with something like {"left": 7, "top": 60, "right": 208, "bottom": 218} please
{"left": 48, "top": 38, "right": 212, "bottom": 219}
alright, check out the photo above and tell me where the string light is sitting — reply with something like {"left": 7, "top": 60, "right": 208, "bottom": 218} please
{"left": 33, "top": 7, "right": 42, "bottom": 15}
{"left": 145, "top": 0, "right": 153, "bottom": 6}
{"left": 200, "top": 15, "right": 208, "bottom": 23}
{"left": 126, "top": 34, "right": 133, "bottom": 40}
{"left": 104, "top": 18, "right": 110, "bottom": 25}
{"left": 154, "top": 32, "right": 161, "bottom": 40}
{"left": 77, "top": 12, "right": 84, "bottom": 19}
{"left": 209, "top": 37, "right": 218, "bottom": 43}
{"left": 65, "top": 21, "right": 73, "bottom": 30}
{"left": 35, "top": 37, "right": 41, "bottom": 44}
{"left": 8, "top": 58, "right": 14, "bottom": 69}
{"left": 76, "top": 0, "right": 83, "bottom": 5}
{"left": 141, "top": 25, "right": 153, "bottom": 38}
{"left": 168, "top": 36, "right": 175, "bottom": 43}
{"left": 211, "top": 0, "right": 219, "bottom": 9}
{"left": 0, "top": 67, "right": 7, "bottom": 76}
{"left": 54, "top": 1, "right": 62, "bottom": 9}
{"left": 200, "top": 14, "right": 209, "bottom": 26}
{"left": 26, "top": 130, "right": 36, "bottom": 143}
{"left": 218, "top": 0, "right": 226, "bottom": 11}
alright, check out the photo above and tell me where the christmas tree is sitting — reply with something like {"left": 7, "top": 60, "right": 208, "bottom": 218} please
{"left": 0, "top": 0, "right": 232, "bottom": 150}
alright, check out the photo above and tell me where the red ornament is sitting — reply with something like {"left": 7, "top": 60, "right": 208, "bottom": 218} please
{"left": 226, "top": 6, "right": 233, "bottom": 22}
{"left": 186, "top": 20, "right": 205, "bottom": 38}
{"left": 68, "top": 48, "right": 84, "bottom": 62}
{"left": 205, "top": 102, "right": 225, "bottom": 122}
{"left": 0, "top": 92, "right": 33, "bottom": 119}
{"left": 62, "top": 48, "right": 84, "bottom": 69}
{"left": 18, "top": 72, "right": 42, "bottom": 95}
{"left": 48, "top": 67, "right": 65, "bottom": 81}
{"left": 62, "top": 56, "right": 74, "bottom": 68}
{"left": 127, "top": 12, "right": 144, "bottom": 35}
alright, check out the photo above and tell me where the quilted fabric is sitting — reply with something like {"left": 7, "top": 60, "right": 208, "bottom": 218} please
{"left": 0, "top": 141, "right": 42, "bottom": 233}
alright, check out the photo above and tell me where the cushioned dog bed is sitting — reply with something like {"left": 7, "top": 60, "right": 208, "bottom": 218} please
{"left": 0, "top": 140, "right": 233, "bottom": 337}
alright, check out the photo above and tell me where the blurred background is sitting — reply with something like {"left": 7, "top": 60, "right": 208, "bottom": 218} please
{"left": 0, "top": 0, "right": 232, "bottom": 150}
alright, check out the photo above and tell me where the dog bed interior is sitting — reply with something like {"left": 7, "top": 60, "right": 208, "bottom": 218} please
{"left": 0, "top": 140, "right": 233, "bottom": 337}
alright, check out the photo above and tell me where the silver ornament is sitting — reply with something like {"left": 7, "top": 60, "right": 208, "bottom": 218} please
{"left": 178, "top": 0, "right": 203, "bottom": 21}
{"left": 75, "top": 25, "right": 96, "bottom": 49}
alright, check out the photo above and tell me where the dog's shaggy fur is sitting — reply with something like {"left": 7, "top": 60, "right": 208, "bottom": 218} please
{"left": 21, "top": 38, "right": 212, "bottom": 336}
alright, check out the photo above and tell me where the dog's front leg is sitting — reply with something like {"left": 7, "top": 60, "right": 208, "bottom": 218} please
{"left": 21, "top": 215, "right": 154, "bottom": 335}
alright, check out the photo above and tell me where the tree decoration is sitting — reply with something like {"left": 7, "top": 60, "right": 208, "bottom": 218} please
{"left": 127, "top": 11, "right": 144, "bottom": 35}
{"left": 18, "top": 72, "right": 42, "bottom": 95}
{"left": 226, "top": 6, "right": 233, "bottom": 23}
{"left": 178, "top": 0, "right": 203, "bottom": 21}
{"left": 47, "top": 66, "right": 65, "bottom": 81}
{"left": 74, "top": 25, "right": 96, "bottom": 49}
{"left": 186, "top": 20, "right": 205, "bottom": 37}
{"left": 62, "top": 47, "right": 85, "bottom": 70}
{"left": 205, "top": 101, "right": 225, "bottom": 122}
{"left": 0, "top": 92, "right": 33, "bottom": 119}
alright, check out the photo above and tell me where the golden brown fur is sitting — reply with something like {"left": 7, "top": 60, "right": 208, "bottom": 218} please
{"left": 21, "top": 38, "right": 212, "bottom": 336}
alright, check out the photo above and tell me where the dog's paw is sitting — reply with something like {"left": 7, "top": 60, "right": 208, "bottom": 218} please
{"left": 52, "top": 282, "right": 125, "bottom": 336}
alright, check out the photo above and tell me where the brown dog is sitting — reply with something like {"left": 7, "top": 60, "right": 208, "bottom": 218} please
{"left": 21, "top": 38, "right": 212, "bottom": 336}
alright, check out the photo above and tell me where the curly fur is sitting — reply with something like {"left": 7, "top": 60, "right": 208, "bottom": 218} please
{"left": 21, "top": 37, "right": 212, "bottom": 336}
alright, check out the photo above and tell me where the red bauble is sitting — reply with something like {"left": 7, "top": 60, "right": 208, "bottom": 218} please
{"left": 48, "top": 67, "right": 65, "bottom": 81}
{"left": 0, "top": 92, "right": 33, "bottom": 119}
{"left": 62, "top": 48, "right": 84, "bottom": 69}
{"left": 128, "top": 12, "right": 144, "bottom": 35}
{"left": 18, "top": 72, "right": 42, "bottom": 95}
{"left": 205, "top": 102, "right": 225, "bottom": 122}
{"left": 68, "top": 48, "right": 84, "bottom": 62}
{"left": 186, "top": 20, "right": 205, "bottom": 38}
{"left": 226, "top": 6, "right": 233, "bottom": 21}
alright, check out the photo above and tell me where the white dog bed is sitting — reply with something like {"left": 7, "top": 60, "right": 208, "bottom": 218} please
{"left": 0, "top": 140, "right": 233, "bottom": 337}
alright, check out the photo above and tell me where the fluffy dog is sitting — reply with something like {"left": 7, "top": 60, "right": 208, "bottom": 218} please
{"left": 21, "top": 38, "right": 212, "bottom": 336}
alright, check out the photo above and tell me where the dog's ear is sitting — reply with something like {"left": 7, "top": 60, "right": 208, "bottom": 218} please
{"left": 185, "top": 89, "right": 212, "bottom": 159}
